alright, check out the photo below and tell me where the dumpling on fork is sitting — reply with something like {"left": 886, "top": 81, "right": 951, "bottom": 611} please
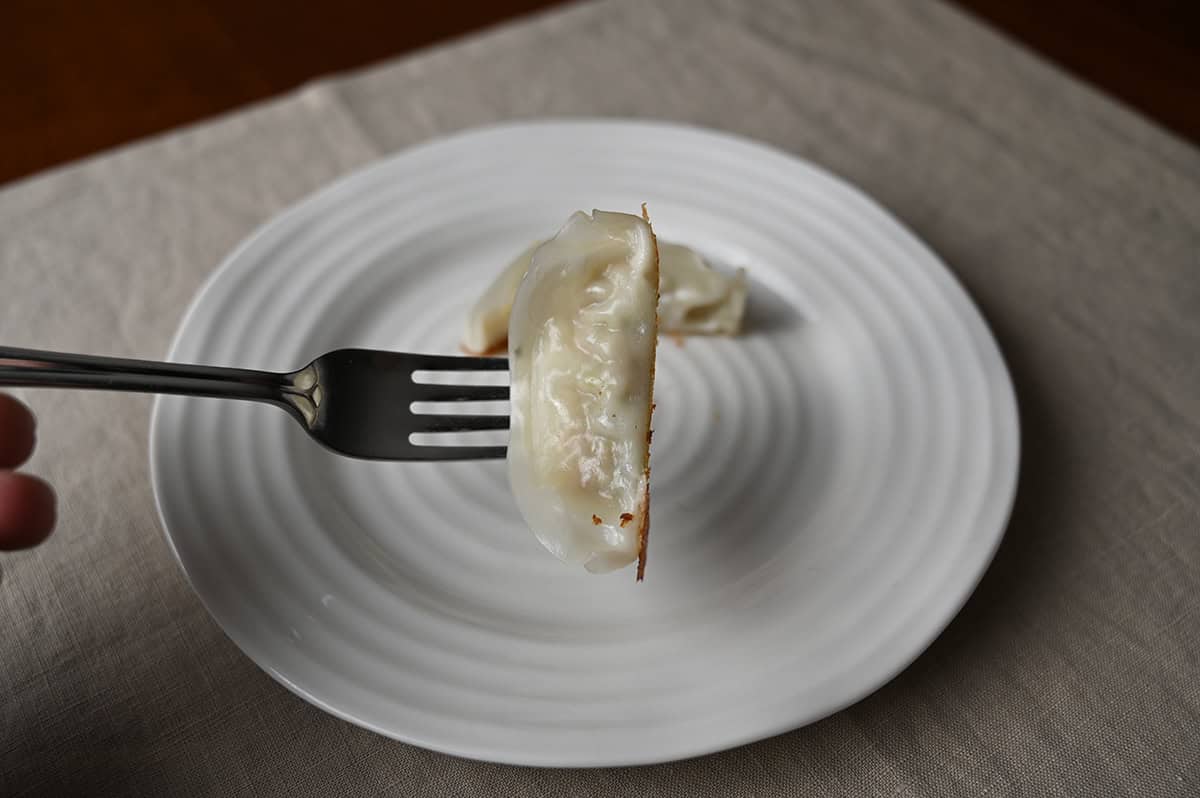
{"left": 507, "top": 210, "right": 659, "bottom": 579}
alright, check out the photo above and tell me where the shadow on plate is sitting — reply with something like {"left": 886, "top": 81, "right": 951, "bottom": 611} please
{"left": 740, "top": 275, "right": 804, "bottom": 337}
{"left": 867, "top": 288, "right": 1068, "bottom": 686}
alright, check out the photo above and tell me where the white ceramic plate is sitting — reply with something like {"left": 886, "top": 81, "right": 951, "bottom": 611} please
{"left": 152, "top": 120, "right": 1019, "bottom": 767}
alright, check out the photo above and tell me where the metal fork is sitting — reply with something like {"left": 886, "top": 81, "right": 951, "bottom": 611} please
{"left": 0, "top": 346, "right": 508, "bottom": 461}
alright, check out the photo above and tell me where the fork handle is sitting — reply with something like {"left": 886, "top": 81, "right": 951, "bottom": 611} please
{"left": 0, "top": 346, "right": 290, "bottom": 405}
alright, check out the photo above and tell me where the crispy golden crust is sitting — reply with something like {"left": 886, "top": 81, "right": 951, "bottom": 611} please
{"left": 637, "top": 203, "right": 659, "bottom": 583}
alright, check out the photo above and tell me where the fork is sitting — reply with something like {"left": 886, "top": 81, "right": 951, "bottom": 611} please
{"left": 0, "top": 346, "right": 509, "bottom": 461}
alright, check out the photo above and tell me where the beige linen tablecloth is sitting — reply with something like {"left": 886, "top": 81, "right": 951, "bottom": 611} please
{"left": 2, "top": 0, "right": 1198, "bottom": 795}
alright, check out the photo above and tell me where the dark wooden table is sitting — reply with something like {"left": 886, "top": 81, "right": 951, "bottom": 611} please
{"left": 3, "top": 0, "right": 1197, "bottom": 186}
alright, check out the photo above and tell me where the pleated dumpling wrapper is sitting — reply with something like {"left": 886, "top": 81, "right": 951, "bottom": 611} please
{"left": 463, "top": 239, "right": 745, "bottom": 354}
{"left": 655, "top": 243, "right": 747, "bottom": 335}
{"left": 461, "top": 242, "right": 541, "bottom": 356}
{"left": 507, "top": 210, "right": 659, "bottom": 579}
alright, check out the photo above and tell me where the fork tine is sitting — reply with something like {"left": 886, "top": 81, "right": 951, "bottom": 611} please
{"left": 409, "top": 354, "right": 509, "bottom": 371}
{"left": 409, "top": 383, "right": 510, "bottom": 402}
{"left": 406, "top": 445, "right": 508, "bottom": 461}
{"left": 416, "top": 414, "right": 510, "bottom": 433}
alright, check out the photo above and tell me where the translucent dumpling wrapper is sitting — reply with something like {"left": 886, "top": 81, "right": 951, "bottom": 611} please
{"left": 656, "top": 243, "right": 747, "bottom": 335}
{"left": 461, "top": 242, "right": 541, "bottom": 356}
{"left": 463, "top": 237, "right": 745, "bottom": 354}
{"left": 507, "top": 210, "right": 659, "bottom": 579}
